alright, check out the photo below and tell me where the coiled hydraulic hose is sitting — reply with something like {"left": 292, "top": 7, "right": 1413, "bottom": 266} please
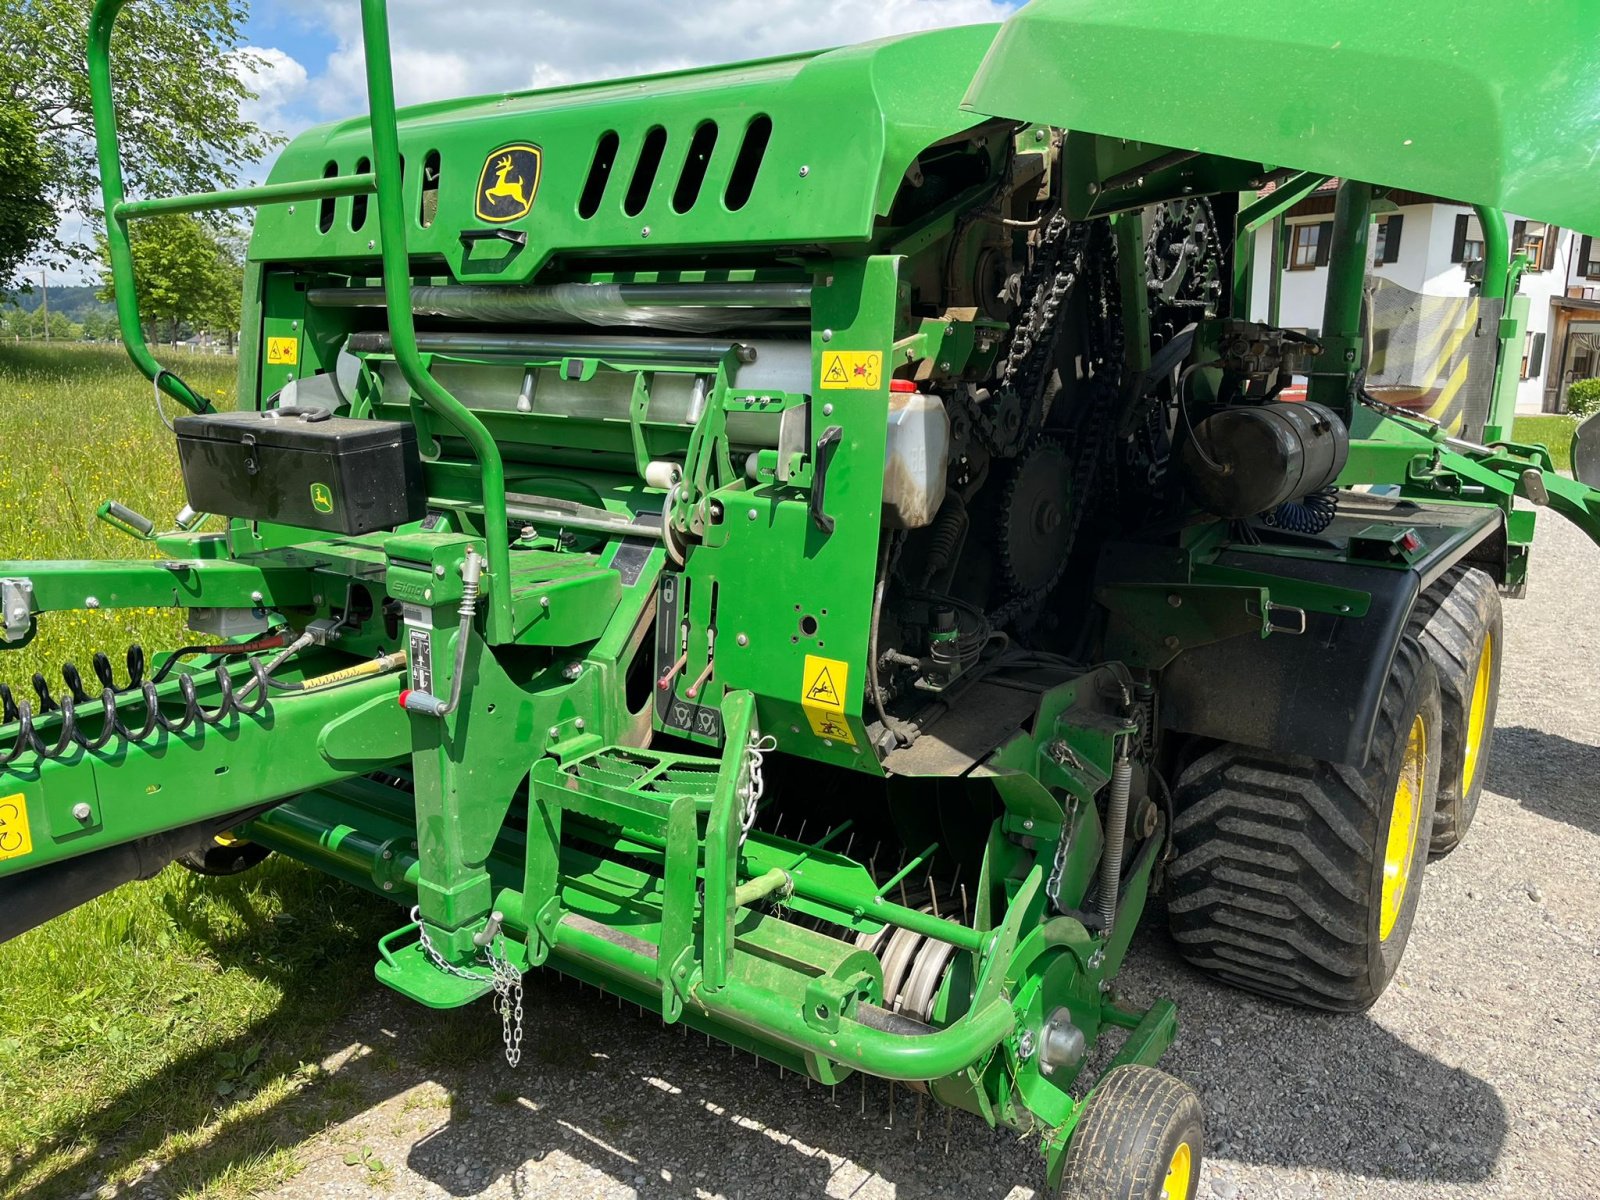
{"left": 0, "top": 648, "right": 271, "bottom": 769}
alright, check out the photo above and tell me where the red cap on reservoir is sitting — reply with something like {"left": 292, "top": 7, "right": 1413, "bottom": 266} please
{"left": 889, "top": 379, "right": 920, "bottom": 393}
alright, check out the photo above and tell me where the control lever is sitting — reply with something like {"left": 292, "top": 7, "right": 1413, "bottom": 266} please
{"left": 809, "top": 425, "right": 843, "bottom": 535}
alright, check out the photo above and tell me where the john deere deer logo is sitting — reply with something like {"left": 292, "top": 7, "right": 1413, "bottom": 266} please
{"left": 475, "top": 144, "right": 541, "bottom": 223}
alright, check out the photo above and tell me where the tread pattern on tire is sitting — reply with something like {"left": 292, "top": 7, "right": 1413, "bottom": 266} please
{"left": 1061, "top": 1066, "right": 1203, "bottom": 1200}
{"left": 1412, "top": 565, "right": 1500, "bottom": 855}
{"left": 1167, "top": 634, "right": 1439, "bottom": 1012}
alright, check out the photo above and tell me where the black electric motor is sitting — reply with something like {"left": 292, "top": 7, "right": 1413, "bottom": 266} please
{"left": 1178, "top": 400, "right": 1349, "bottom": 520}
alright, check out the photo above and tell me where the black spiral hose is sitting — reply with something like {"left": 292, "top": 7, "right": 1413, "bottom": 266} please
{"left": 1263, "top": 486, "right": 1339, "bottom": 535}
{"left": 0, "top": 645, "right": 270, "bottom": 770}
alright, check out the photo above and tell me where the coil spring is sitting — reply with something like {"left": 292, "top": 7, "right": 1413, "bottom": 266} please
{"left": 0, "top": 644, "right": 270, "bottom": 770}
{"left": 1264, "top": 486, "right": 1339, "bottom": 536}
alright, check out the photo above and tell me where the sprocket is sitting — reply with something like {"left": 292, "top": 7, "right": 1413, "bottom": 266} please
{"left": 998, "top": 439, "right": 1073, "bottom": 596}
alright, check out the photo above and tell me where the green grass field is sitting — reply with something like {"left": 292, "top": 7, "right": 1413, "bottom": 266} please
{"left": 1511, "top": 413, "right": 1578, "bottom": 472}
{"left": 0, "top": 343, "right": 392, "bottom": 1200}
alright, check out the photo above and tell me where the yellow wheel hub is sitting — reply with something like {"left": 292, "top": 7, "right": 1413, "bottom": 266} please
{"left": 1462, "top": 632, "right": 1493, "bottom": 792}
{"left": 1380, "top": 713, "right": 1428, "bottom": 941}
{"left": 1162, "top": 1142, "right": 1193, "bottom": 1199}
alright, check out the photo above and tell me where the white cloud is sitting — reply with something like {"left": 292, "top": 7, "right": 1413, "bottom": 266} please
{"left": 300, "top": 0, "right": 1012, "bottom": 116}
{"left": 230, "top": 45, "right": 312, "bottom": 136}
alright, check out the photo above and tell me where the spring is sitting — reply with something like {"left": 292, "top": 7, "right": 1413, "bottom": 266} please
{"left": 0, "top": 644, "right": 270, "bottom": 770}
{"left": 1264, "top": 486, "right": 1338, "bottom": 535}
{"left": 918, "top": 495, "right": 968, "bottom": 588}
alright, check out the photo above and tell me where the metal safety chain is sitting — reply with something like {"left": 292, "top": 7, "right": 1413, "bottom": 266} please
{"left": 738, "top": 729, "right": 778, "bottom": 847}
{"left": 411, "top": 906, "right": 525, "bottom": 1067}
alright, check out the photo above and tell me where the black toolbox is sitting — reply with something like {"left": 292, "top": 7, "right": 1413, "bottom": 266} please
{"left": 174, "top": 409, "right": 425, "bottom": 535}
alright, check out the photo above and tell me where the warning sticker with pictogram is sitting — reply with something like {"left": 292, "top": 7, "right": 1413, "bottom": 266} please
{"left": 819, "top": 350, "right": 882, "bottom": 390}
{"left": 801, "top": 654, "right": 855, "bottom": 745}
{"left": 266, "top": 336, "right": 298, "bottom": 366}
{"left": 0, "top": 793, "right": 33, "bottom": 863}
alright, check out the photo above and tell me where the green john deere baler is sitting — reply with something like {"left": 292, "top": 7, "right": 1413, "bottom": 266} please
{"left": 5, "top": 1, "right": 1600, "bottom": 1195}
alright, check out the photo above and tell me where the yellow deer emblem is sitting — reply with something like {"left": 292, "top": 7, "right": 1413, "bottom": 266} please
{"left": 475, "top": 144, "right": 542, "bottom": 223}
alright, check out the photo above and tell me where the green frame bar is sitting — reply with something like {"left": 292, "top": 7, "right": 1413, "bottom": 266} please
{"left": 115, "top": 173, "right": 377, "bottom": 220}
{"left": 357, "top": 0, "right": 514, "bottom": 641}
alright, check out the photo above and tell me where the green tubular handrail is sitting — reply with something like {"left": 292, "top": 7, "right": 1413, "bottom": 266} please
{"left": 87, "top": 0, "right": 512, "bottom": 638}
{"left": 358, "top": 0, "right": 513, "bottom": 640}
{"left": 89, "top": 0, "right": 371, "bottom": 413}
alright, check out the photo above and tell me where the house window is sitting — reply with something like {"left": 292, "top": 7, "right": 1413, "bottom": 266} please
{"left": 1287, "top": 221, "right": 1332, "bottom": 271}
{"left": 1451, "top": 213, "right": 1486, "bottom": 265}
{"left": 1514, "top": 221, "right": 1554, "bottom": 272}
{"left": 1582, "top": 235, "right": 1600, "bottom": 280}
{"left": 1372, "top": 214, "right": 1404, "bottom": 265}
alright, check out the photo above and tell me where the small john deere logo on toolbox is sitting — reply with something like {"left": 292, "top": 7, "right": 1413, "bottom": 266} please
{"left": 310, "top": 482, "right": 335, "bottom": 514}
{"left": 475, "top": 144, "right": 541, "bottom": 223}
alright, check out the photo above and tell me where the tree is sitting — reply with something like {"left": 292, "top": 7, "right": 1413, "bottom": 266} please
{"left": 0, "top": 0, "right": 281, "bottom": 272}
{"left": 0, "top": 103, "right": 52, "bottom": 290}
{"left": 97, "top": 214, "right": 240, "bottom": 345}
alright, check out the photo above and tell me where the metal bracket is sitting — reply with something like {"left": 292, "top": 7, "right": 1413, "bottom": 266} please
{"left": 0, "top": 578, "right": 34, "bottom": 644}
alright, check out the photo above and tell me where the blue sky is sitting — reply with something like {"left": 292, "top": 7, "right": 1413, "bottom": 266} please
{"left": 232, "top": 0, "right": 1015, "bottom": 144}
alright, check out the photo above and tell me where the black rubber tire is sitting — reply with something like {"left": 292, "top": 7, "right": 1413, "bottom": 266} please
{"left": 1060, "top": 1066, "right": 1203, "bottom": 1200}
{"left": 1412, "top": 566, "right": 1502, "bottom": 857}
{"left": 178, "top": 839, "right": 271, "bottom": 876}
{"left": 1167, "top": 635, "right": 1441, "bottom": 1012}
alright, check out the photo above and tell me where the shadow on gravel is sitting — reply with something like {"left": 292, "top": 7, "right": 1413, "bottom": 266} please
{"left": 400, "top": 977, "right": 1043, "bottom": 1199}
{"left": 1486, "top": 725, "right": 1600, "bottom": 837}
{"left": 1116, "top": 916, "right": 1509, "bottom": 1187}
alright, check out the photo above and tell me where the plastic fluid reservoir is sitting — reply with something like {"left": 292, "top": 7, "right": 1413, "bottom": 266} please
{"left": 883, "top": 379, "right": 950, "bottom": 529}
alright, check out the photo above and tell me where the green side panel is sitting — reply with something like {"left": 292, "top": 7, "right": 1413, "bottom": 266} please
{"left": 249, "top": 24, "right": 1000, "bottom": 280}
{"left": 965, "top": 0, "right": 1600, "bottom": 233}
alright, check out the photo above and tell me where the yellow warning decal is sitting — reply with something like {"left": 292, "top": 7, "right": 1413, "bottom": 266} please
{"left": 266, "top": 336, "right": 299, "bottom": 366}
{"left": 0, "top": 793, "right": 32, "bottom": 863}
{"left": 819, "top": 350, "right": 882, "bottom": 391}
{"left": 801, "top": 654, "right": 856, "bottom": 745}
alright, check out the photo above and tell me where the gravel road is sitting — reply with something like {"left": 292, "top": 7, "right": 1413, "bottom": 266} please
{"left": 253, "top": 512, "right": 1600, "bottom": 1200}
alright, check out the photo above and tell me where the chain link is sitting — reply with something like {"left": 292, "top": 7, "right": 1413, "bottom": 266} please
{"left": 411, "top": 906, "right": 525, "bottom": 1067}
{"left": 738, "top": 730, "right": 778, "bottom": 847}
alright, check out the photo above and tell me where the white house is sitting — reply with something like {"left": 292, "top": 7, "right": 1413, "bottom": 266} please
{"left": 1248, "top": 186, "right": 1600, "bottom": 413}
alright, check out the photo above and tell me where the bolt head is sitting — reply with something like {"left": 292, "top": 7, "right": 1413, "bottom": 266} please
{"left": 641, "top": 226, "right": 652, "bottom": 238}
{"left": 822, "top": 403, "right": 834, "bottom": 416}
{"left": 821, "top": 329, "right": 833, "bottom": 342}
{"left": 736, "top": 633, "right": 749, "bottom": 647}
{"left": 367, "top": 240, "right": 375, "bottom": 250}
{"left": 84, "top": 597, "right": 99, "bottom": 610}
{"left": 72, "top": 802, "right": 92, "bottom": 822}
{"left": 563, "top": 662, "right": 583, "bottom": 680}
{"left": 574, "top": 717, "right": 586, "bottom": 730}
{"left": 435, "top": 565, "right": 446, "bottom": 577}
{"left": 548, "top": 726, "right": 560, "bottom": 739}
{"left": 382, "top": 881, "right": 394, "bottom": 891}
{"left": 1164, "top": 634, "right": 1181, "bottom": 650}
{"left": 798, "top": 165, "right": 810, "bottom": 178}
{"left": 747, "top": 508, "right": 759, "bottom": 521}
{"left": 1022, "top": 818, "right": 1034, "bottom": 831}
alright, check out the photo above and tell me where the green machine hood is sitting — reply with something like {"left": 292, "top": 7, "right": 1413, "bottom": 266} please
{"left": 964, "top": 0, "right": 1600, "bottom": 234}
{"left": 251, "top": 23, "right": 1000, "bottom": 281}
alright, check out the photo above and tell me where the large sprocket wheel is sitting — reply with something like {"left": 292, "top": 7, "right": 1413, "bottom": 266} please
{"left": 999, "top": 439, "right": 1073, "bottom": 595}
